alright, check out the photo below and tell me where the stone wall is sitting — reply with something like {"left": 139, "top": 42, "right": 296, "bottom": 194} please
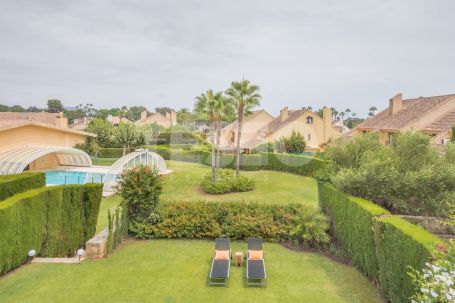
{"left": 85, "top": 228, "right": 109, "bottom": 259}
{"left": 399, "top": 215, "right": 454, "bottom": 238}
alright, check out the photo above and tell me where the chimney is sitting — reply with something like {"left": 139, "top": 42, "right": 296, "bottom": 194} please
{"left": 170, "top": 110, "right": 177, "bottom": 125}
{"left": 389, "top": 93, "right": 403, "bottom": 115}
{"left": 55, "top": 112, "right": 68, "bottom": 128}
{"left": 322, "top": 106, "right": 332, "bottom": 142}
{"left": 280, "top": 106, "right": 289, "bottom": 122}
{"left": 140, "top": 110, "right": 148, "bottom": 121}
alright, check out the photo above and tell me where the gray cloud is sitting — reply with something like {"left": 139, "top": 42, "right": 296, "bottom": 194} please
{"left": 0, "top": 0, "right": 454, "bottom": 116}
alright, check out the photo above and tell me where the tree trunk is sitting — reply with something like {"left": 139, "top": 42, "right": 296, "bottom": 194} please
{"left": 210, "top": 118, "right": 216, "bottom": 182}
{"left": 236, "top": 104, "right": 244, "bottom": 176}
{"left": 123, "top": 145, "right": 126, "bottom": 156}
{"left": 216, "top": 116, "right": 221, "bottom": 170}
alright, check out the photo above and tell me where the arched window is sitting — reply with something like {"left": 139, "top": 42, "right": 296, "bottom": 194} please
{"left": 306, "top": 116, "right": 313, "bottom": 124}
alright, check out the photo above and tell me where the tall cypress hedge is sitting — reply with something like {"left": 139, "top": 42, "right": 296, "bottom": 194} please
{"left": 0, "top": 183, "right": 102, "bottom": 274}
{"left": 319, "top": 182, "right": 443, "bottom": 303}
{"left": 318, "top": 182, "right": 389, "bottom": 281}
{"left": 261, "top": 152, "right": 327, "bottom": 176}
{"left": 0, "top": 172, "right": 45, "bottom": 201}
{"left": 373, "top": 216, "right": 442, "bottom": 303}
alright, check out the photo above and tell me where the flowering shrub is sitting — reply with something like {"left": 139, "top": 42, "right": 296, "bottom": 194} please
{"left": 116, "top": 165, "right": 163, "bottom": 226}
{"left": 409, "top": 240, "right": 455, "bottom": 303}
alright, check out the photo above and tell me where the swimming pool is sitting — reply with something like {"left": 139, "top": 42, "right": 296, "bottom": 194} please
{"left": 45, "top": 170, "right": 106, "bottom": 185}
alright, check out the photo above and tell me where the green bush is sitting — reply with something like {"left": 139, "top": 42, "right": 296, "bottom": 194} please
{"left": 107, "top": 203, "right": 128, "bottom": 254}
{"left": 0, "top": 172, "right": 45, "bottom": 201}
{"left": 328, "top": 132, "right": 455, "bottom": 217}
{"left": 409, "top": 239, "right": 455, "bottom": 302}
{"left": 261, "top": 152, "right": 327, "bottom": 176}
{"left": 0, "top": 184, "right": 102, "bottom": 274}
{"left": 201, "top": 169, "right": 254, "bottom": 194}
{"left": 373, "top": 216, "right": 442, "bottom": 303}
{"left": 318, "top": 183, "right": 389, "bottom": 281}
{"left": 116, "top": 165, "right": 163, "bottom": 225}
{"left": 282, "top": 130, "right": 306, "bottom": 153}
{"left": 131, "top": 201, "right": 299, "bottom": 241}
{"left": 290, "top": 206, "right": 330, "bottom": 247}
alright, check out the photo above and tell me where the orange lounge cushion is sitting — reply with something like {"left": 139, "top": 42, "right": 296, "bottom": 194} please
{"left": 248, "top": 250, "right": 264, "bottom": 260}
{"left": 214, "top": 250, "right": 230, "bottom": 260}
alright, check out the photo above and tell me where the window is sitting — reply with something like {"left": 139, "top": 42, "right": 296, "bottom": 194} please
{"left": 230, "top": 131, "right": 235, "bottom": 143}
{"left": 308, "top": 134, "right": 311, "bottom": 141}
{"left": 306, "top": 116, "right": 313, "bottom": 124}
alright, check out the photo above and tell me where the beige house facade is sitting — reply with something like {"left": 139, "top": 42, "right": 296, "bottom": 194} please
{"left": 349, "top": 93, "right": 455, "bottom": 146}
{"left": 219, "top": 107, "right": 341, "bottom": 152}
{"left": 0, "top": 112, "right": 95, "bottom": 173}
{"left": 135, "top": 110, "right": 177, "bottom": 128}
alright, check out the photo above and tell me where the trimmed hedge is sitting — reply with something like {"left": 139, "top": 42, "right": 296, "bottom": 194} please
{"left": 318, "top": 183, "right": 388, "bottom": 281}
{"left": 373, "top": 216, "right": 442, "bottom": 303}
{"left": 97, "top": 147, "right": 130, "bottom": 158}
{"left": 131, "top": 201, "right": 299, "bottom": 241}
{"left": 319, "top": 182, "right": 443, "bottom": 303}
{"left": 148, "top": 145, "right": 324, "bottom": 174}
{"left": 0, "top": 183, "right": 102, "bottom": 274}
{"left": 0, "top": 172, "right": 45, "bottom": 201}
{"left": 261, "top": 152, "right": 327, "bottom": 176}
{"left": 158, "top": 132, "right": 199, "bottom": 144}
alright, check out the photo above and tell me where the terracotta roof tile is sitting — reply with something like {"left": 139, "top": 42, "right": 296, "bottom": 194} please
{"left": 259, "top": 110, "right": 306, "bottom": 135}
{"left": 0, "top": 112, "right": 60, "bottom": 126}
{"left": 356, "top": 94, "right": 455, "bottom": 131}
{"left": 423, "top": 109, "right": 455, "bottom": 132}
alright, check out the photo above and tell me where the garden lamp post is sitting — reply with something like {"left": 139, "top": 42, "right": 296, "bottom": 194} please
{"left": 28, "top": 249, "right": 36, "bottom": 264}
{"left": 76, "top": 248, "right": 85, "bottom": 262}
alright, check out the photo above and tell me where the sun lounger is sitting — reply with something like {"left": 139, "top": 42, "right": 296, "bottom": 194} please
{"left": 209, "top": 238, "right": 231, "bottom": 285}
{"left": 246, "top": 238, "right": 266, "bottom": 286}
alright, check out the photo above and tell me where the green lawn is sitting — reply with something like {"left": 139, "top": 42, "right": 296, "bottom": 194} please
{"left": 0, "top": 240, "right": 383, "bottom": 303}
{"left": 94, "top": 161, "right": 319, "bottom": 233}
{"left": 94, "top": 160, "right": 318, "bottom": 231}
{"left": 91, "top": 157, "right": 118, "bottom": 166}
{"left": 96, "top": 195, "right": 122, "bottom": 232}
{"left": 162, "top": 161, "right": 318, "bottom": 206}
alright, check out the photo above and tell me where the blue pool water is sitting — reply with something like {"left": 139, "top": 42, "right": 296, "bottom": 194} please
{"left": 45, "top": 170, "right": 105, "bottom": 185}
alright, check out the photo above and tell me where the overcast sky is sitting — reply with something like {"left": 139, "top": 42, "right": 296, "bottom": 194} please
{"left": 0, "top": 0, "right": 454, "bottom": 117}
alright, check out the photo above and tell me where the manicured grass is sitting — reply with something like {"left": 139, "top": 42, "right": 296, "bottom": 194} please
{"left": 93, "top": 160, "right": 318, "bottom": 232}
{"left": 96, "top": 195, "right": 122, "bottom": 232}
{"left": 0, "top": 240, "right": 383, "bottom": 303}
{"left": 162, "top": 161, "right": 318, "bottom": 206}
{"left": 92, "top": 160, "right": 318, "bottom": 206}
{"left": 91, "top": 157, "right": 118, "bottom": 166}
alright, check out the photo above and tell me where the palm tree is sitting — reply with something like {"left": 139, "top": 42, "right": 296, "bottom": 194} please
{"left": 368, "top": 106, "right": 377, "bottom": 118}
{"left": 226, "top": 80, "right": 261, "bottom": 175}
{"left": 214, "top": 94, "right": 234, "bottom": 170}
{"left": 194, "top": 90, "right": 219, "bottom": 181}
{"left": 340, "top": 112, "right": 345, "bottom": 121}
